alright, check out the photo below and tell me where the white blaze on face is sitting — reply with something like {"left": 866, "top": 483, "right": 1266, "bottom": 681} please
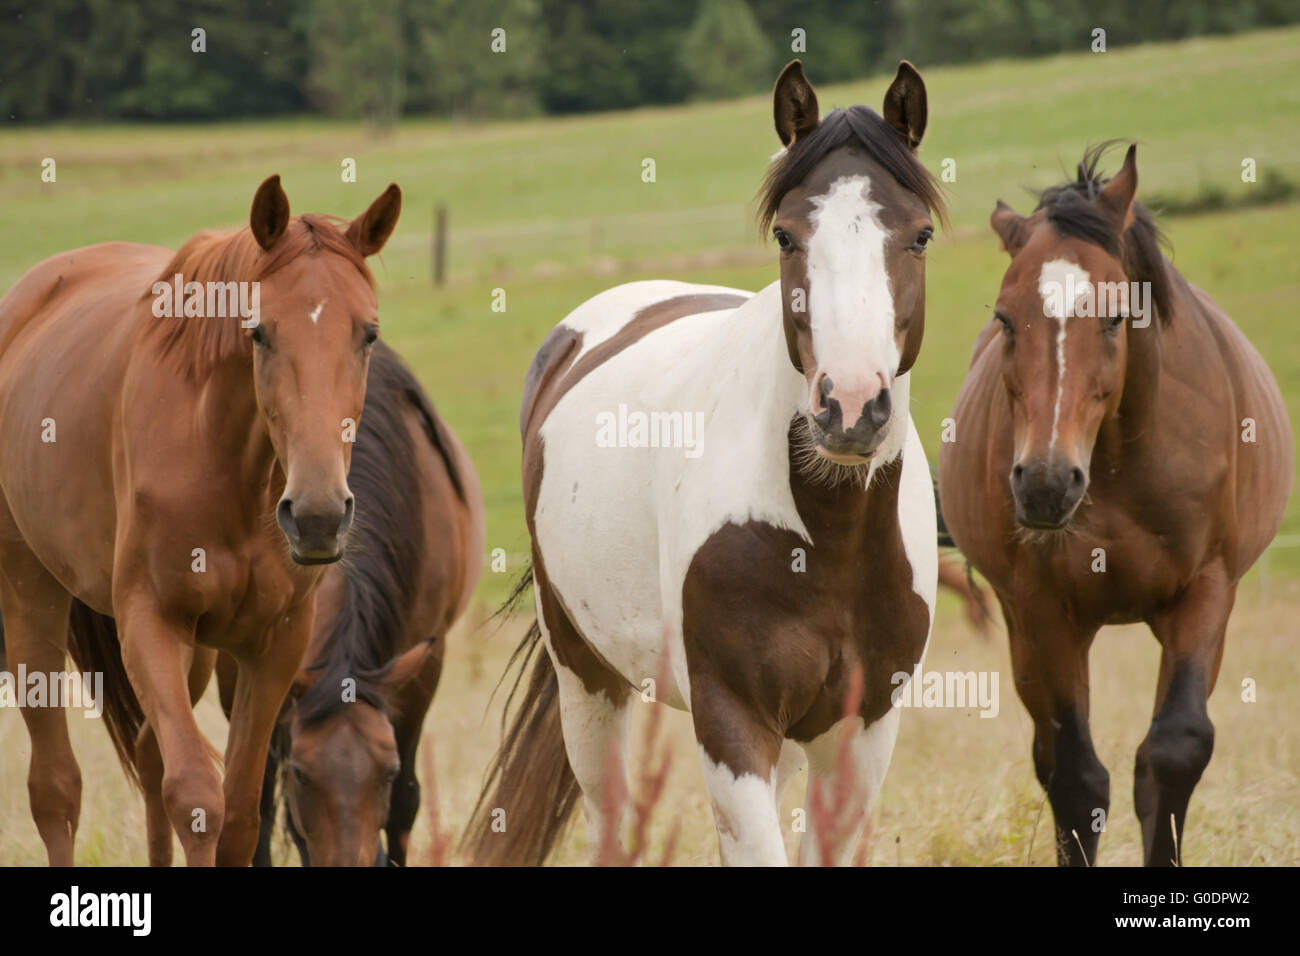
{"left": 309, "top": 300, "right": 326, "bottom": 325}
{"left": 1037, "top": 258, "right": 1091, "bottom": 454}
{"left": 806, "top": 175, "right": 897, "bottom": 408}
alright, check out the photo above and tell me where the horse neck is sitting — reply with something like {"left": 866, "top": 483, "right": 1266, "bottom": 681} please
{"left": 1099, "top": 260, "right": 1187, "bottom": 464}
{"left": 197, "top": 355, "right": 280, "bottom": 498}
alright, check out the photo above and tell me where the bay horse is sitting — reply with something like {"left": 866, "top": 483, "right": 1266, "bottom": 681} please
{"left": 466, "top": 60, "right": 946, "bottom": 866}
{"left": 938, "top": 144, "right": 1293, "bottom": 866}
{"left": 0, "top": 174, "right": 402, "bottom": 865}
{"left": 213, "top": 340, "right": 485, "bottom": 867}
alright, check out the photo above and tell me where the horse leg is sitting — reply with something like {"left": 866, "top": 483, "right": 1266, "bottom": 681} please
{"left": 1004, "top": 602, "right": 1108, "bottom": 866}
{"left": 384, "top": 716, "right": 426, "bottom": 867}
{"left": 775, "top": 739, "right": 806, "bottom": 803}
{"left": 768, "top": 740, "right": 808, "bottom": 859}
{"left": 135, "top": 646, "right": 216, "bottom": 866}
{"left": 691, "top": 676, "right": 788, "bottom": 866}
{"left": 214, "top": 651, "right": 280, "bottom": 866}
{"left": 383, "top": 650, "right": 442, "bottom": 867}
{"left": 134, "top": 725, "right": 171, "bottom": 866}
{"left": 549, "top": 651, "right": 632, "bottom": 858}
{"left": 116, "top": 600, "right": 222, "bottom": 865}
{"left": 253, "top": 743, "right": 280, "bottom": 867}
{"left": 0, "top": 551, "right": 77, "bottom": 865}
{"left": 797, "top": 707, "right": 901, "bottom": 866}
{"left": 1136, "top": 567, "right": 1231, "bottom": 866}
{"left": 531, "top": 581, "right": 633, "bottom": 860}
{"left": 217, "top": 606, "right": 312, "bottom": 866}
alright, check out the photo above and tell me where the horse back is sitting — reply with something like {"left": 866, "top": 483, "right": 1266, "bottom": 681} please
{"left": 0, "top": 242, "right": 167, "bottom": 355}
{"left": 520, "top": 280, "right": 752, "bottom": 442}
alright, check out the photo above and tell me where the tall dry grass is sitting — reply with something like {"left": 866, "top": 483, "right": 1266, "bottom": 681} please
{"left": 1, "top": 576, "right": 1296, "bottom": 865}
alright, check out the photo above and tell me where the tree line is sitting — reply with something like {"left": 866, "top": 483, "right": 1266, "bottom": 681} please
{"left": 3, "top": 0, "right": 1297, "bottom": 123}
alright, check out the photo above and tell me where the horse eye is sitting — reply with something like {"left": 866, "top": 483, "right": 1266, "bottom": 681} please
{"left": 250, "top": 324, "right": 268, "bottom": 347}
{"left": 773, "top": 228, "right": 793, "bottom": 253}
{"left": 910, "top": 228, "right": 933, "bottom": 252}
{"left": 1104, "top": 313, "right": 1125, "bottom": 335}
{"left": 994, "top": 312, "right": 1015, "bottom": 337}
{"left": 290, "top": 765, "right": 310, "bottom": 787}
{"left": 380, "top": 766, "right": 399, "bottom": 787}
{"left": 362, "top": 325, "right": 379, "bottom": 347}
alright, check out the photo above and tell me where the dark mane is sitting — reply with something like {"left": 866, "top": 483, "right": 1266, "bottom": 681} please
{"left": 1036, "top": 141, "right": 1177, "bottom": 325}
{"left": 140, "top": 214, "right": 374, "bottom": 380}
{"left": 758, "top": 105, "right": 948, "bottom": 233}
{"left": 294, "top": 340, "right": 440, "bottom": 727}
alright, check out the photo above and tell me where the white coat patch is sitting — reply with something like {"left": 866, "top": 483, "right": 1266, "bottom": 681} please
{"left": 1037, "top": 259, "right": 1091, "bottom": 453}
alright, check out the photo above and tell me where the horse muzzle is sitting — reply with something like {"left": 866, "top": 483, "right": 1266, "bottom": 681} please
{"left": 277, "top": 495, "right": 355, "bottom": 564}
{"left": 809, "top": 375, "right": 893, "bottom": 462}
{"left": 1010, "top": 458, "right": 1087, "bottom": 529}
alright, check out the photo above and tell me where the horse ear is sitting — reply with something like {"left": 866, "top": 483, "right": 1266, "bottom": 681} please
{"left": 379, "top": 639, "right": 435, "bottom": 692}
{"left": 883, "top": 61, "right": 927, "bottom": 151}
{"left": 345, "top": 183, "right": 402, "bottom": 257}
{"left": 250, "top": 174, "right": 290, "bottom": 251}
{"left": 773, "top": 60, "right": 819, "bottom": 147}
{"left": 1098, "top": 143, "right": 1138, "bottom": 232}
{"left": 990, "top": 200, "right": 1029, "bottom": 256}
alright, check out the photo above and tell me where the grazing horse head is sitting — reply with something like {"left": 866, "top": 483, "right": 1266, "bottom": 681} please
{"left": 283, "top": 641, "right": 432, "bottom": 866}
{"left": 244, "top": 175, "right": 402, "bottom": 563}
{"left": 760, "top": 60, "right": 946, "bottom": 465}
{"left": 987, "top": 144, "right": 1172, "bottom": 529}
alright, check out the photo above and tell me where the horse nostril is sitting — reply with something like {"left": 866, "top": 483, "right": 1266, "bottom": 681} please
{"left": 868, "top": 388, "right": 891, "bottom": 429}
{"left": 276, "top": 498, "right": 296, "bottom": 536}
{"left": 1069, "top": 467, "right": 1086, "bottom": 488}
{"left": 1012, "top": 464, "right": 1025, "bottom": 482}
{"left": 819, "top": 374, "right": 834, "bottom": 400}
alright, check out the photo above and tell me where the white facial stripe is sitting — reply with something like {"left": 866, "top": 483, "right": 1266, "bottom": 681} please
{"left": 1037, "top": 259, "right": 1091, "bottom": 454}
{"left": 806, "top": 175, "right": 898, "bottom": 383}
{"left": 309, "top": 300, "right": 326, "bottom": 325}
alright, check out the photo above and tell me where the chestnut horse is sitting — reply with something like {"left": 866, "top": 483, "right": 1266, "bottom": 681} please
{"left": 0, "top": 175, "right": 401, "bottom": 865}
{"left": 466, "top": 61, "right": 946, "bottom": 866}
{"left": 215, "top": 340, "right": 485, "bottom": 867}
{"left": 939, "top": 144, "right": 1292, "bottom": 866}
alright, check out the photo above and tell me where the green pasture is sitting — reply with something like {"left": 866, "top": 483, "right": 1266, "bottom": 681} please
{"left": 1, "top": 26, "right": 1297, "bottom": 602}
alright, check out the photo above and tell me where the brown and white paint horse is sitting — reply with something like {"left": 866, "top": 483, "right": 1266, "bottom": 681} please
{"left": 0, "top": 175, "right": 400, "bottom": 865}
{"left": 467, "top": 61, "right": 946, "bottom": 866}
{"left": 939, "top": 145, "right": 1292, "bottom": 865}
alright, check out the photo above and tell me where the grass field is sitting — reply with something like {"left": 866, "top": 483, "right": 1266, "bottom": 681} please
{"left": 0, "top": 27, "right": 1297, "bottom": 865}
{"left": 3, "top": 584, "right": 1296, "bottom": 865}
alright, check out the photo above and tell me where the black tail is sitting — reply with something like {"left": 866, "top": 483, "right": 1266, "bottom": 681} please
{"left": 66, "top": 601, "right": 144, "bottom": 789}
